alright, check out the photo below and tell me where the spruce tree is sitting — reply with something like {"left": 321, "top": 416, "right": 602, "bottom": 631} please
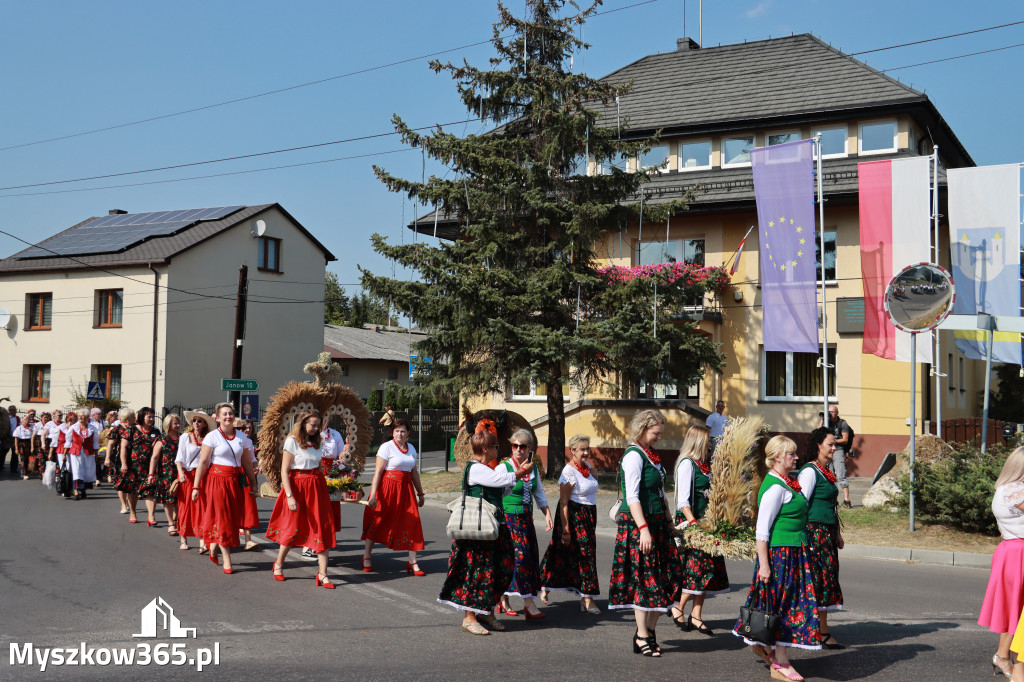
{"left": 363, "top": 0, "right": 727, "bottom": 475}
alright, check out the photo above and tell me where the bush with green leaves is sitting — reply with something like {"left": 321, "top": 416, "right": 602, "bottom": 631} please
{"left": 893, "top": 442, "right": 1013, "bottom": 535}
{"left": 367, "top": 389, "right": 382, "bottom": 412}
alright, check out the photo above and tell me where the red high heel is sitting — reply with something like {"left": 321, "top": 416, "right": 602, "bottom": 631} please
{"left": 147, "top": 520, "right": 157, "bottom": 527}
{"left": 405, "top": 562, "right": 426, "bottom": 577}
{"left": 272, "top": 563, "right": 285, "bottom": 582}
{"left": 210, "top": 551, "right": 219, "bottom": 566}
{"left": 315, "top": 573, "right": 336, "bottom": 589}
{"left": 524, "top": 609, "right": 546, "bottom": 621}
{"left": 496, "top": 602, "right": 519, "bottom": 617}
{"left": 128, "top": 518, "right": 139, "bottom": 524}
{"left": 223, "top": 567, "right": 233, "bottom": 575}
{"left": 361, "top": 557, "right": 373, "bottom": 573}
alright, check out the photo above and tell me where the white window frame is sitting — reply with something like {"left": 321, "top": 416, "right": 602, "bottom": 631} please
{"left": 636, "top": 237, "right": 706, "bottom": 267}
{"left": 597, "top": 152, "right": 630, "bottom": 175}
{"left": 858, "top": 119, "right": 898, "bottom": 156}
{"left": 812, "top": 125, "right": 848, "bottom": 159}
{"left": 678, "top": 139, "right": 712, "bottom": 172}
{"left": 766, "top": 130, "right": 801, "bottom": 147}
{"left": 760, "top": 345, "right": 838, "bottom": 403}
{"left": 510, "top": 378, "right": 571, "bottom": 402}
{"left": 722, "top": 135, "right": 756, "bottom": 168}
{"left": 639, "top": 144, "right": 670, "bottom": 171}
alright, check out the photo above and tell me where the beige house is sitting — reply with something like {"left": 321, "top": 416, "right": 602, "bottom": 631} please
{"left": 0, "top": 204, "right": 335, "bottom": 412}
{"left": 418, "top": 34, "right": 986, "bottom": 474}
{"left": 323, "top": 324, "right": 427, "bottom": 402}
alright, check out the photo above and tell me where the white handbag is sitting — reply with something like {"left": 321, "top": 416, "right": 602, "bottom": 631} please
{"left": 608, "top": 467, "right": 622, "bottom": 522}
{"left": 446, "top": 492, "right": 500, "bottom": 541}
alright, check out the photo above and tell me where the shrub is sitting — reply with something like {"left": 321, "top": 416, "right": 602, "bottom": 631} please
{"left": 893, "top": 442, "right": 1011, "bottom": 536}
{"left": 367, "top": 389, "right": 382, "bottom": 412}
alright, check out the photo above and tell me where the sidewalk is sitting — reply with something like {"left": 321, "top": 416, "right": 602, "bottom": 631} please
{"left": 420, "top": 466, "right": 992, "bottom": 571}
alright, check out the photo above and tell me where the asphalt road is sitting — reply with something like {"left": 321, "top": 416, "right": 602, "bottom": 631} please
{"left": 0, "top": 473, "right": 999, "bottom": 681}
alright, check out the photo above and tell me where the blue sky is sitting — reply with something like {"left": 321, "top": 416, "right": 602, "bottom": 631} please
{"left": 1, "top": 0, "right": 1021, "bottom": 294}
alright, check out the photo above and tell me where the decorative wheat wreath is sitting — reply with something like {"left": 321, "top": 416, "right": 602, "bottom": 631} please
{"left": 256, "top": 381, "right": 372, "bottom": 494}
{"left": 454, "top": 408, "right": 543, "bottom": 476}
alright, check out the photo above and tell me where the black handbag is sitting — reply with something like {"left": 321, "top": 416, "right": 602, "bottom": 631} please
{"left": 738, "top": 581, "right": 780, "bottom": 646}
{"left": 56, "top": 459, "right": 73, "bottom": 498}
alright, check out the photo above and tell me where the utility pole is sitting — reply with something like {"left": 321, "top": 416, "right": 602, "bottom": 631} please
{"left": 229, "top": 265, "right": 248, "bottom": 410}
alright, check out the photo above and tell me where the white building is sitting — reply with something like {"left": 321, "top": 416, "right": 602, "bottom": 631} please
{"left": 0, "top": 204, "right": 335, "bottom": 412}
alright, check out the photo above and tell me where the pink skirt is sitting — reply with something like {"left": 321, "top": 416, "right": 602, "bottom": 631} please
{"left": 979, "top": 538, "right": 1024, "bottom": 633}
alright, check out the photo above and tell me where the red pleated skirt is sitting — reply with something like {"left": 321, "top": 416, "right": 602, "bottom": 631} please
{"left": 200, "top": 465, "right": 244, "bottom": 547}
{"left": 361, "top": 470, "right": 424, "bottom": 551}
{"left": 241, "top": 488, "right": 260, "bottom": 530}
{"left": 320, "top": 457, "right": 342, "bottom": 532}
{"left": 177, "top": 470, "right": 202, "bottom": 538}
{"left": 265, "top": 469, "right": 337, "bottom": 553}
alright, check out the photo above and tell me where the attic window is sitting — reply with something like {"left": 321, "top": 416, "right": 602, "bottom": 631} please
{"left": 722, "top": 135, "right": 755, "bottom": 167}
{"left": 813, "top": 126, "right": 848, "bottom": 159}
{"left": 257, "top": 236, "right": 282, "bottom": 272}
{"left": 678, "top": 140, "right": 711, "bottom": 171}
{"left": 639, "top": 145, "right": 669, "bottom": 171}
{"left": 859, "top": 120, "right": 897, "bottom": 155}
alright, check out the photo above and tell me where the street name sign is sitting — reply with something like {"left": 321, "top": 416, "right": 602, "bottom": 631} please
{"left": 221, "top": 379, "right": 259, "bottom": 391}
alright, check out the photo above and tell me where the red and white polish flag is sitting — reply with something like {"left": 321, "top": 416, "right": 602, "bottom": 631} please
{"left": 858, "top": 156, "right": 933, "bottom": 362}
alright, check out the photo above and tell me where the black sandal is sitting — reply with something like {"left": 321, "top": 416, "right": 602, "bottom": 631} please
{"left": 690, "top": 617, "right": 714, "bottom": 636}
{"left": 821, "top": 632, "right": 846, "bottom": 649}
{"left": 649, "top": 629, "right": 661, "bottom": 654}
{"left": 632, "top": 630, "right": 661, "bottom": 657}
{"left": 670, "top": 607, "right": 690, "bottom": 631}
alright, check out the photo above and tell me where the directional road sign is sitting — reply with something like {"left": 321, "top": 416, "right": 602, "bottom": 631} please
{"left": 221, "top": 379, "right": 259, "bottom": 391}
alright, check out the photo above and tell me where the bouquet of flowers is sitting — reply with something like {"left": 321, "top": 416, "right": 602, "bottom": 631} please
{"left": 324, "top": 460, "right": 366, "bottom": 500}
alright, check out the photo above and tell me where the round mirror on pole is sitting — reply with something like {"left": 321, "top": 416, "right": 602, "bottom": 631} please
{"left": 884, "top": 262, "right": 955, "bottom": 332}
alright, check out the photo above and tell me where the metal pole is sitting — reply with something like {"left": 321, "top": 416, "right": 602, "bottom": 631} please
{"left": 816, "top": 134, "right": 830, "bottom": 427}
{"left": 418, "top": 395, "right": 423, "bottom": 473}
{"left": 933, "top": 147, "right": 942, "bottom": 439}
{"left": 982, "top": 324, "right": 994, "bottom": 453}
{"left": 909, "top": 332, "right": 917, "bottom": 532}
{"left": 699, "top": 0, "right": 702, "bottom": 46}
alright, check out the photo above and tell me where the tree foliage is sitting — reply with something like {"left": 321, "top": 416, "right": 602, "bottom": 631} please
{"left": 362, "top": 0, "right": 727, "bottom": 474}
{"left": 324, "top": 272, "right": 350, "bottom": 325}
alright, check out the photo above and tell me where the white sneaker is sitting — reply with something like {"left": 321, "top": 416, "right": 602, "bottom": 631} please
{"left": 301, "top": 547, "right": 316, "bottom": 559}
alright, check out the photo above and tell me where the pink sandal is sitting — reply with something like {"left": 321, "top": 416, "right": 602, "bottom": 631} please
{"left": 770, "top": 662, "right": 803, "bottom": 681}
{"left": 752, "top": 644, "right": 776, "bottom": 667}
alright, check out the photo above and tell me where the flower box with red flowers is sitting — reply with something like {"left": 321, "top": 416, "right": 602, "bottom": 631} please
{"left": 325, "top": 460, "right": 366, "bottom": 501}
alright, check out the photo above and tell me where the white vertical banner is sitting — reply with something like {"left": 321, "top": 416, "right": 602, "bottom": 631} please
{"left": 891, "top": 156, "right": 933, "bottom": 363}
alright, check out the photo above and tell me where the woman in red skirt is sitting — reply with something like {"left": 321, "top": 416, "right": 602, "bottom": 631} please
{"left": 192, "top": 403, "right": 258, "bottom": 574}
{"left": 236, "top": 419, "right": 260, "bottom": 550}
{"left": 361, "top": 419, "right": 426, "bottom": 575}
{"left": 176, "top": 409, "right": 214, "bottom": 551}
{"left": 265, "top": 412, "right": 336, "bottom": 587}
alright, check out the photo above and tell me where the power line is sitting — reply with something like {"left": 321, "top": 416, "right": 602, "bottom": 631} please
{"left": 881, "top": 42, "right": 1024, "bottom": 72}
{"left": 850, "top": 19, "right": 1024, "bottom": 55}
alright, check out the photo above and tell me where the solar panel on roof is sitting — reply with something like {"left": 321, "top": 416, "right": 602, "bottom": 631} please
{"left": 17, "top": 205, "right": 246, "bottom": 259}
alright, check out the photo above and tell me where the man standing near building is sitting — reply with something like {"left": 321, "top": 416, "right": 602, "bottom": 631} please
{"left": 828, "top": 404, "right": 854, "bottom": 508}
{"left": 706, "top": 400, "right": 728, "bottom": 450}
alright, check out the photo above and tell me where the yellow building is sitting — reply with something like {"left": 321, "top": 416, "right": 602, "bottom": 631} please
{"left": 419, "top": 35, "right": 986, "bottom": 474}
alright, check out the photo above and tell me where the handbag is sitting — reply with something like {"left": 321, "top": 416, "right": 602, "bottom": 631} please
{"left": 607, "top": 465, "right": 623, "bottom": 522}
{"left": 233, "top": 438, "right": 250, "bottom": 490}
{"left": 167, "top": 478, "right": 181, "bottom": 496}
{"left": 57, "top": 459, "right": 73, "bottom": 498}
{"left": 445, "top": 463, "right": 500, "bottom": 541}
{"left": 737, "top": 581, "right": 780, "bottom": 646}
{"left": 42, "top": 461, "right": 57, "bottom": 489}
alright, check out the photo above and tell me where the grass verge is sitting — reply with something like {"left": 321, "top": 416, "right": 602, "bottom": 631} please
{"left": 839, "top": 505, "right": 999, "bottom": 554}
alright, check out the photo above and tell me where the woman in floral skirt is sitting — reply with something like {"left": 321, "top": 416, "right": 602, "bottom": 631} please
{"left": 437, "top": 429, "right": 531, "bottom": 635}
{"left": 497, "top": 428, "right": 552, "bottom": 619}
{"left": 107, "top": 408, "right": 133, "bottom": 514}
{"left": 733, "top": 435, "right": 820, "bottom": 682}
{"left": 148, "top": 414, "right": 182, "bottom": 536}
{"left": 799, "top": 427, "right": 845, "bottom": 649}
{"left": 539, "top": 433, "right": 601, "bottom": 614}
{"left": 609, "top": 409, "right": 684, "bottom": 658}
{"left": 669, "top": 425, "right": 729, "bottom": 635}
{"left": 120, "top": 407, "right": 161, "bottom": 525}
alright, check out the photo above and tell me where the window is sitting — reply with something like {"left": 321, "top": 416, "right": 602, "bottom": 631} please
{"left": 511, "top": 375, "right": 570, "bottom": 400}
{"left": 90, "top": 365, "right": 121, "bottom": 400}
{"left": 95, "top": 289, "right": 123, "bottom": 327}
{"left": 257, "top": 236, "right": 282, "bottom": 272}
{"left": 762, "top": 346, "right": 837, "bottom": 401}
{"left": 723, "top": 135, "right": 755, "bottom": 167}
{"left": 26, "top": 365, "right": 50, "bottom": 402}
{"left": 814, "top": 230, "right": 837, "bottom": 283}
{"left": 958, "top": 357, "right": 965, "bottom": 393}
{"left": 686, "top": 380, "right": 699, "bottom": 400}
{"left": 335, "top": 362, "right": 350, "bottom": 377}
{"left": 26, "top": 293, "right": 52, "bottom": 330}
{"left": 639, "top": 144, "right": 669, "bottom": 171}
{"left": 812, "top": 126, "right": 848, "bottom": 158}
{"left": 947, "top": 352, "right": 955, "bottom": 391}
{"left": 859, "top": 120, "right": 897, "bottom": 155}
{"left": 767, "top": 131, "right": 801, "bottom": 146}
{"left": 569, "top": 155, "right": 588, "bottom": 176}
{"left": 678, "top": 140, "right": 711, "bottom": 171}
{"left": 387, "top": 367, "right": 399, "bottom": 381}
{"left": 597, "top": 152, "right": 629, "bottom": 174}
{"left": 638, "top": 238, "right": 705, "bottom": 266}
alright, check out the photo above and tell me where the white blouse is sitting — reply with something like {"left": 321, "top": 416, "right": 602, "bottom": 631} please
{"left": 467, "top": 461, "right": 516, "bottom": 493}
{"left": 675, "top": 458, "right": 696, "bottom": 511}
{"left": 176, "top": 433, "right": 204, "bottom": 471}
{"left": 46, "top": 420, "right": 62, "bottom": 441}
{"left": 321, "top": 428, "right": 343, "bottom": 460}
{"left": 993, "top": 482, "right": 1024, "bottom": 540}
{"left": 621, "top": 446, "right": 664, "bottom": 505}
{"left": 203, "top": 428, "right": 247, "bottom": 467}
{"left": 377, "top": 439, "right": 417, "bottom": 472}
{"left": 284, "top": 436, "right": 322, "bottom": 470}
{"left": 558, "top": 463, "right": 598, "bottom": 506}
{"left": 755, "top": 471, "right": 796, "bottom": 542}
{"left": 797, "top": 465, "right": 820, "bottom": 501}
{"left": 12, "top": 426, "right": 32, "bottom": 439}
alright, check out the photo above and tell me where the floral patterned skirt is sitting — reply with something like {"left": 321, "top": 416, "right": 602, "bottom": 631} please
{"left": 438, "top": 522, "right": 514, "bottom": 615}
{"left": 265, "top": 469, "right": 337, "bottom": 553}
{"left": 153, "top": 456, "right": 178, "bottom": 504}
{"left": 806, "top": 522, "right": 844, "bottom": 611}
{"left": 609, "top": 511, "right": 684, "bottom": 612}
{"left": 732, "top": 545, "right": 821, "bottom": 649}
{"left": 675, "top": 510, "right": 730, "bottom": 596}
{"left": 540, "top": 501, "right": 600, "bottom": 597}
{"left": 361, "top": 470, "right": 424, "bottom": 550}
{"left": 504, "top": 510, "right": 541, "bottom": 598}
{"left": 120, "top": 451, "right": 151, "bottom": 496}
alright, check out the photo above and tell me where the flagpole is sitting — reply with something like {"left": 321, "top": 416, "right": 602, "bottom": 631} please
{"left": 932, "top": 146, "right": 942, "bottom": 439}
{"left": 815, "top": 133, "right": 830, "bottom": 428}
{"left": 724, "top": 225, "right": 755, "bottom": 271}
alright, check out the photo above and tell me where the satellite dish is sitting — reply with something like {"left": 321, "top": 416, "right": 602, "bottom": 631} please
{"left": 252, "top": 220, "right": 267, "bottom": 238}
{"left": 0, "top": 309, "right": 10, "bottom": 330}
{"left": 884, "top": 263, "right": 954, "bottom": 333}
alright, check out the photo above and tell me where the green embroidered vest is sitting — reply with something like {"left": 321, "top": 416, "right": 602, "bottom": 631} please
{"left": 501, "top": 460, "right": 540, "bottom": 514}
{"left": 619, "top": 446, "right": 665, "bottom": 514}
{"left": 800, "top": 462, "right": 838, "bottom": 525}
{"left": 757, "top": 475, "right": 807, "bottom": 547}
{"left": 463, "top": 461, "right": 504, "bottom": 513}
{"left": 690, "top": 462, "right": 711, "bottom": 519}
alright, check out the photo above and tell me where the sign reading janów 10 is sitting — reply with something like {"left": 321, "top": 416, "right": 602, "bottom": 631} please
{"left": 221, "top": 379, "right": 259, "bottom": 391}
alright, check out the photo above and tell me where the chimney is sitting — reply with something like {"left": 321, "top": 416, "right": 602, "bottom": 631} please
{"left": 109, "top": 209, "right": 128, "bottom": 215}
{"left": 676, "top": 37, "right": 700, "bottom": 51}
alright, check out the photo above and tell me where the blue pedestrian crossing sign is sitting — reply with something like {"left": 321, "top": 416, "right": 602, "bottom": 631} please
{"left": 86, "top": 382, "right": 106, "bottom": 400}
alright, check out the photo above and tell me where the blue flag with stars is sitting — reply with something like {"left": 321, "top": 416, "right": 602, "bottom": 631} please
{"left": 752, "top": 139, "right": 819, "bottom": 353}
